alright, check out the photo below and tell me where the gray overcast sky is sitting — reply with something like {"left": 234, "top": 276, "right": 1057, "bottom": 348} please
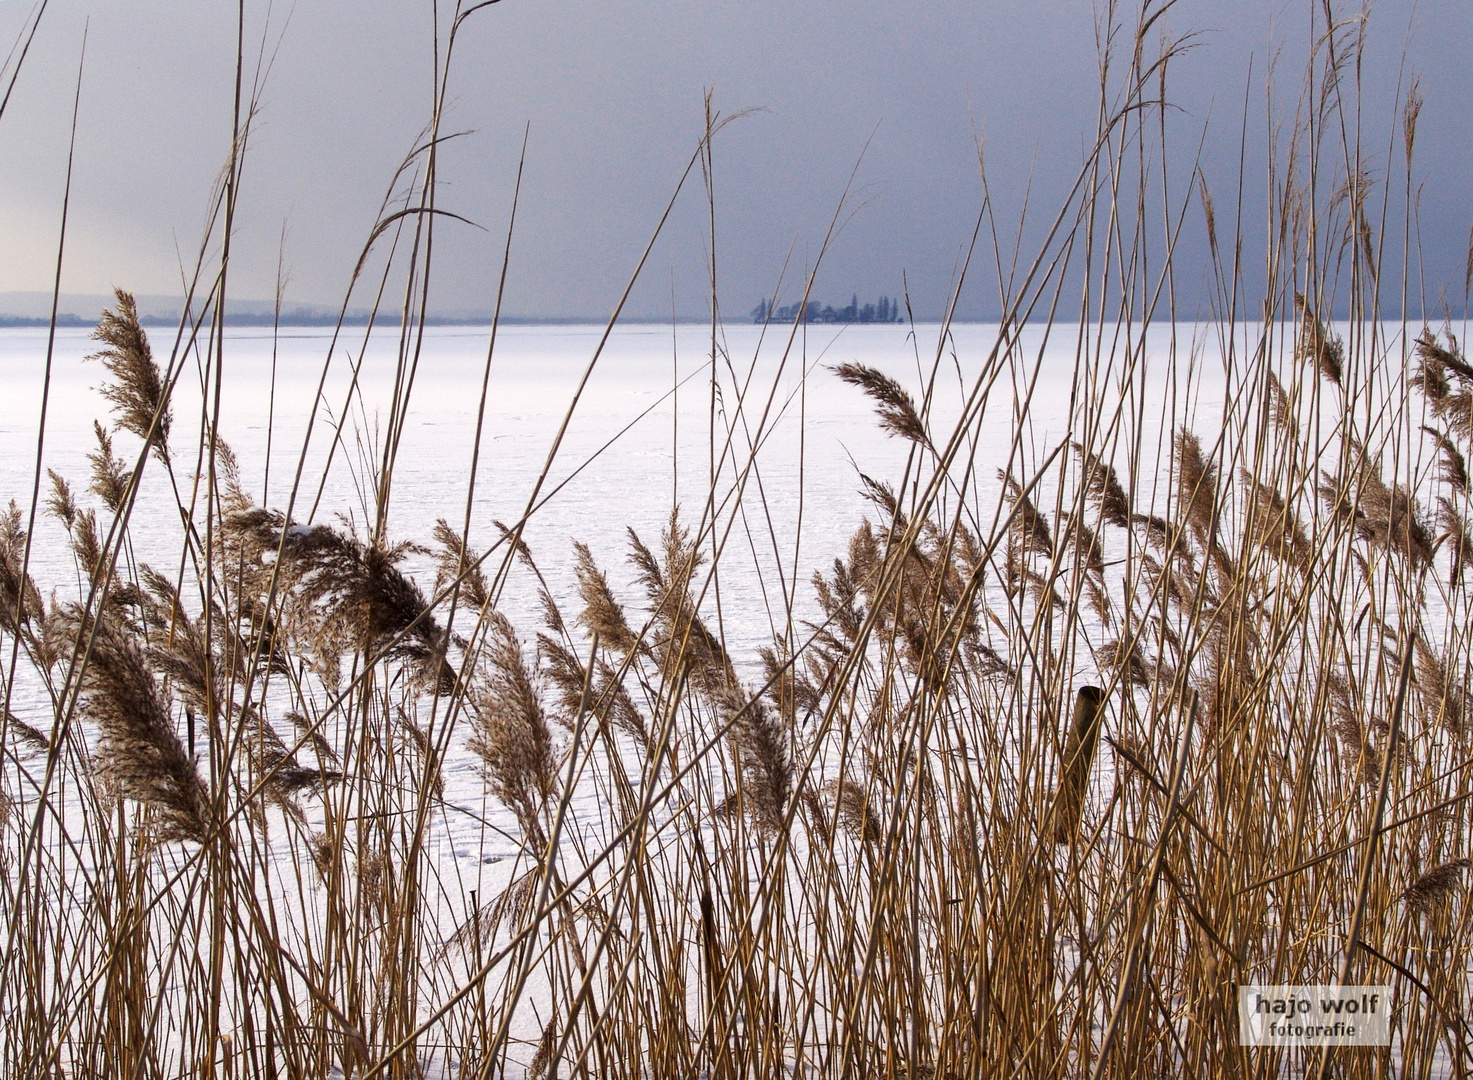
{"left": 1, "top": 1, "right": 1470, "bottom": 320}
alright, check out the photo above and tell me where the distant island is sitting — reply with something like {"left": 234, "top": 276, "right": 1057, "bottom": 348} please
{"left": 750, "top": 295, "right": 903, "bottom": 325}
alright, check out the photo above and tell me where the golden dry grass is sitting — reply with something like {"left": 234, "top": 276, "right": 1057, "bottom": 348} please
{"left": 2, "top": 2, "right": 1472, "bottom": 1078}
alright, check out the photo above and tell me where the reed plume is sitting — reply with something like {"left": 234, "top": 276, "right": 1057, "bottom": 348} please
{"left": 44, "top": 470, "right": 78, "bottom": 530}
{"left": 65, "top": 607, "right": 210, "bottom": 843}
{"left": 1322, "top": 439, "right": 1434, "bottom": 568}
{"left": 432, "top": 518, "right": 490, "bottom": 612}
{"left": 832, "top": 362, "right": 931, "bottom": 447}
{"left": 1415, "top": 638, "right": 1469, "bottom": 736}
{"left": 1073, "top": 441, "right": 1132, "bottom": 528}
{"left": 1241, "top": 470, "right": 1312, "bottom": 568}
{"left": 999, "top": 470, "right": 1053, "bottom": 558}
{"left": 245, "top": 706, "right": 338, "bottom": 811}
{"left": 0, "top": 501, "right": 43, "bottom": 634}
{"left": 1295, "top": 291, "right": 1344, "bottom": 386}
{"left": 538, "top": 631, "right": 649, "bottom": 747}
{"left": 1265, "top": 370, "right": 1298, "bottom": 441}
{"left": 829, "top": 777, "right": 880, "bottom": 843}
{"left": 274, "top": 521, "right": 458, "bottom": 694}
{"left": 1172, "top": 428, "right": 1218, "bottom": 538}
{"left": 1415, "top": 329, "right": 1473, "bottom": 439}
{"left": 86, "top": 422, "right": 133, "bottom": 513}
{"left": 1438, "top": 497, "right": 1473, "bottom": 584}
{"left": 468, "top": 612, "right": 556, "bottom": 845}
{"left": 1403, "top": 859, "right": 1472, "bottom": 916}
{"left": 572, "top": 541, "right": 639, "bottom": 657}
{"left": 87, "top": 289, "right": 171, "bottom": 462}
{"left": 713, "top": 682, "right": 794, "bottom": 835}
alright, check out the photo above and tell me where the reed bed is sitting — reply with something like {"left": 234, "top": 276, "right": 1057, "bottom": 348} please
{"left": 2, "top": 0, "right": 1471, "bottom": 1077}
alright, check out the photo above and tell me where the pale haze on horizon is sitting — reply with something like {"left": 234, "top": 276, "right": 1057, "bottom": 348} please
{"left": 0, "top": 0, "right": 1470, "bottom": 322}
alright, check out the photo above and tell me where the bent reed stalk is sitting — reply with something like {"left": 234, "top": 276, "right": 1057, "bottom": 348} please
{"left": 3, "top": 1, "right": 1472, "bottom": 1078}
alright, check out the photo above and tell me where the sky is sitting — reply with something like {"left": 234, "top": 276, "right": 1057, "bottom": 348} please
{"left": 0, "top": 0, "right": 1470, "bottom": 322}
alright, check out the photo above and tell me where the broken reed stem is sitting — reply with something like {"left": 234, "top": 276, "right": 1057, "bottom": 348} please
{"left": 1051, "top": 685, "right": 1104, "bottom": 845}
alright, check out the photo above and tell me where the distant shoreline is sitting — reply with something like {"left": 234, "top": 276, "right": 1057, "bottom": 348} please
{"left": 0, "top": 312, "right": 1375, "bottom": 330}
{"left": 0, "top": 313, "right": 933, "bottom": 330}
{"left": 0, "top": 313, "right": 639, "bottom": 330}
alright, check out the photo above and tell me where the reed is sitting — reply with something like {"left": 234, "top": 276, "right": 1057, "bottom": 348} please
{"left": 1, "top": 1, "right": 1471, "bottom": 1077}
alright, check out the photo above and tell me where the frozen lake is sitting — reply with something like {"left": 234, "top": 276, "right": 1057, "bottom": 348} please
{"left": 0, "top": 319, "right": 1098, "bottom": 653}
